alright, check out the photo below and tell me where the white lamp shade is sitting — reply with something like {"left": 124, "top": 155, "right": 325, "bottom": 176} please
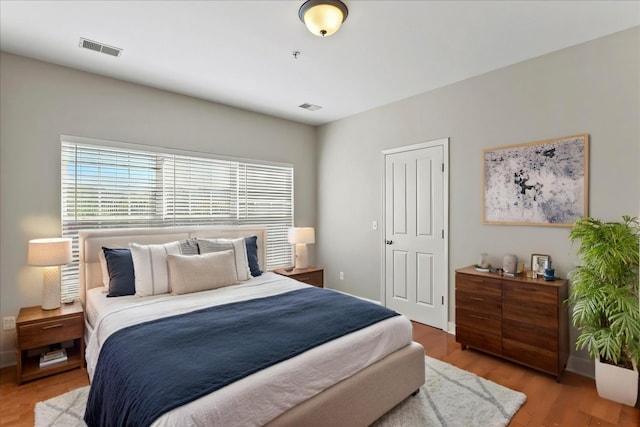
{"left": 288, "top": 227, "right": 315, "bottom": 244}
{"left": 28, "top": 238, "right": 72, "bottom": 266}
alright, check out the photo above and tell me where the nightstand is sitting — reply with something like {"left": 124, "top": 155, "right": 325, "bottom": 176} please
{"left": 16, "top": 301, "right": 84, "bottom": 384}
{"left": 274, "top": 266, "right": 324, "bottom": 287}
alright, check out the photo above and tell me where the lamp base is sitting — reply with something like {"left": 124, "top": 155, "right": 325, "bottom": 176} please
{"left": 295, "top": 243, "right": 309, "bottom": 270}
{"left": 41, "top": 266, "right": 61, "bottom": 310}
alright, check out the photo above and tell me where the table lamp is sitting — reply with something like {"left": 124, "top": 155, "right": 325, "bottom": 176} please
{"left": 288, "top": 227, "right": 315, "bottom": 269}
{"left": 28, "top": 237, "right": 72, "bottom": 310}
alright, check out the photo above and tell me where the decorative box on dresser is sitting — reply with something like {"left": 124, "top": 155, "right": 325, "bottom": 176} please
{"left": 15, "top": 301, "right": 84, "bottom": 384}
{"left": 273, "top": 266, "right": 324, "bottom": 287}
{"left": 455, "top": 266, "right": 569, "bottom": 380}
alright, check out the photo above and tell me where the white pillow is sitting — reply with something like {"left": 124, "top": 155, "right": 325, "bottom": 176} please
{"left": 167, "top": 250, "right": 239, "bottom": 295}
{"left": 98, "top": 249, "right": 110, "bottom": 292}
{"left": 196, "top": 238, "right": 251, "bottom": 281}
{"left": 129, "top": 241, "right": 184, "bottom": 296}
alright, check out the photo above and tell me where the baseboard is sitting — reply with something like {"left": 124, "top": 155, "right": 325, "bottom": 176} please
{"left": 447, "top": 321, "right": 456, "bottom": 335}
{"left": 566, "top": 355, "right": 595, "bottom": 379}
{"left": 0, "top": 350, "right": 16, "bottom": 369}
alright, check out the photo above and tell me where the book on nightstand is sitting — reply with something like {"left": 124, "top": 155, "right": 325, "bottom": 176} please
{"left": 39, "top": 348, "right": 67, "bottom": 367}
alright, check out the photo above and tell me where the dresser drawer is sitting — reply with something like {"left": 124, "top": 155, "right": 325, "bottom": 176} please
{"left": 456, "top": 307, "right": 501, "bottom": 333}
{"left": 503, "top": 281, "right": 558, "bottom": 305}
{"left": 456, "top": 327, "right": 502, "bottom": 355}
{"left": 502, "top": 318, "right": 558, "bottom": 350}
{"left": 503, "top": 338, "right": 558, "bottom": 374}
{"left": 456, "top": 290, "right": 501, "bottom": 316}
{"left": 18, "top": 316, "right": 83, "bottom": 349}
{"left": 456, "top": 273, "right": 501, "bottom": 297}
{"left": 503, "top": 301, "right": 557, "bottom": 329}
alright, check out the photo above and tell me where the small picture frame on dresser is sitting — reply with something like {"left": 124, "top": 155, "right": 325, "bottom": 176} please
{"left": 530, "top": 254, "right": 550, "bottom": 278}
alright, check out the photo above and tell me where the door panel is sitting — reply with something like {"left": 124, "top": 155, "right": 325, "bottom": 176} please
{"left": 416, "top": 252, "right": 434, "bottom": 306}
{"left": 392, "top": 162, "right": 407, "bottom": 235}
{"left": 393, "top": 250, "right": 408, "bottom": 300}
{"left": 416, "top": 157, "right": 433, "bottom": 236}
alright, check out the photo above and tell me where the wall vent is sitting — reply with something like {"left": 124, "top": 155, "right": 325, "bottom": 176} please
{"left": 299, "top": 103, "right": 322, "bottom": 111}
{"left": 79, "top": 38, "right": 122, "bottom": 57}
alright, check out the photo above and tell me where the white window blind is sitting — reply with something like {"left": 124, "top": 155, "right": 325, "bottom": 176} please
{"left": 61, "top": 139, "right": 293, "bottom": 300}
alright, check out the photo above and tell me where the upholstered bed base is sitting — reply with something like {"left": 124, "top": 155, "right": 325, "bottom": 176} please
{"left": 268, "top": 342, "right": 425, "bottom": 426}
{"left": 79, "top": 226, "right": 426, "bottom": 425}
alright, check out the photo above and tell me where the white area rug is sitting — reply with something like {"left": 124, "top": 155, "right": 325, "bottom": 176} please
{"left": 373, "top": 356, "right": 527, "bottom": 426}
{"left": 35, "top": 356, "right": 526, "bottom": 427}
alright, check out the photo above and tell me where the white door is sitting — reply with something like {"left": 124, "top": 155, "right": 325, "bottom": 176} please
{"left": 382, "top": 139, "right": 448, "bottom": 329}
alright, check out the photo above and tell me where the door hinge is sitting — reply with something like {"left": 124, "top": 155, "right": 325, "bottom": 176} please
{"left": 442, "top": 296, "right": 444, "bottom": 305}
{"left": 442, "top": 163, "right": 445, "bottom": 172}
{"left": 441, "top": 229, "right": 444, "bottom": 238}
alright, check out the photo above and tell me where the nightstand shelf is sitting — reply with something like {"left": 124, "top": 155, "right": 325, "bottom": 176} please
{"left": 274, "top": 266, "right": 324, "bottom": 287}
{"left": 16, "top": 301, "right": 84, "bottom": 384}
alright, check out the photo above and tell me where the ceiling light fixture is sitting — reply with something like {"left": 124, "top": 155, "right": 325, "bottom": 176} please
{"left": 298, "top": 0, "right": 348, "bottom": 37}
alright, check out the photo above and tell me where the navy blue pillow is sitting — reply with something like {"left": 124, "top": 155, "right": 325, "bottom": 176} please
{"left": 244, "top": 236, "right": 262, "bottom": 277}
{"left": 103, "top": 247, "right": 136, "bottom": 297}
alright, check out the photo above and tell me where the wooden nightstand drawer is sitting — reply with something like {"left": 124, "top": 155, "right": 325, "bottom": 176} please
{"left": 18, "top": 316, "right": 83, "bottom": 349}
{"left": 273, "top": 267, "right": 324, "bottom": 287}
{"left": 292, "top": 270, "right": 323, "bottom": 286}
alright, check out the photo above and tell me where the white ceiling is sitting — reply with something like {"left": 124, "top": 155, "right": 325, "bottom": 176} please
{"left": 1, "top": 1, "right": 639, "bottom": 126}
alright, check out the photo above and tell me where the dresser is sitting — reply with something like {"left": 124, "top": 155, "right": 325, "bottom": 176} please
{"left": 455, "top": 266, "right": 569, "bottom": 380}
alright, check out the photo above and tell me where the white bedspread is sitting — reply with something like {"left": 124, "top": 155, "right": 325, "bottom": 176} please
{"left": 85, "top": 272, "right": 413, "bottom": 426}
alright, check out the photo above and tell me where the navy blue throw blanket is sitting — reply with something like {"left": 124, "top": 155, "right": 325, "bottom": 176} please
{"left": 84, "top": 287, "right": 399, "bottom": 427}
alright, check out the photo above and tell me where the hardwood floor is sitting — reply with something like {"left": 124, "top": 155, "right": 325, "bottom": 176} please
{"left": 1, "top": 322, "right": 638, "bottom": 426}
{"left": 412, "top": 322, "right": 639, "bottom": 427}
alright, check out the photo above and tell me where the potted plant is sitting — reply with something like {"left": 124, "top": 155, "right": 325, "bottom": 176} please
{"left": 568, "top": 215, "right": 640, "bottom": 407}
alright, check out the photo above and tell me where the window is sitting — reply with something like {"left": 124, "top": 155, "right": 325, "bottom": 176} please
{"left": 61, "top": 137, "right": 294, "bottom": 300}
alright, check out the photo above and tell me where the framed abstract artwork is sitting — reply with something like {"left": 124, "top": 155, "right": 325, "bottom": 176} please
{"left": 483, "top": 134, "right": 589, "bottom": 226}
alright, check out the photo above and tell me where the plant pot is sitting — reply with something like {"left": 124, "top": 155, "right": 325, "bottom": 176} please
{"left": 595, "top": 358, "right": 640, "bottom": 407}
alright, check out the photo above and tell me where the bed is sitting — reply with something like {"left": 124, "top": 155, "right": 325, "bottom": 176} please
{"left": 79, "top": 225, "right": 425, "bottom": 426}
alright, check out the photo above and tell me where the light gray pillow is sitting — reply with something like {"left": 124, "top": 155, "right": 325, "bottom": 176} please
{"left": 167, "top": 250, "right": 239, "bottom": 295}
{"left": 196, "top": 238, "right": 251, "bottom": 281}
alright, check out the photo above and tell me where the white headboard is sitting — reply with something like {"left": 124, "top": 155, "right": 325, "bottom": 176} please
{"left": 78, "top": 225, "right": 268, "bottom": 305}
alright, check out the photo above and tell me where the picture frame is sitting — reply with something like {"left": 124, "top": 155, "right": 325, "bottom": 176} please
{"left": 483, "top": 134, "right": 589, "bottom": 226}
{"left": 530, "top": 254, "right": 551, "bottom": 278}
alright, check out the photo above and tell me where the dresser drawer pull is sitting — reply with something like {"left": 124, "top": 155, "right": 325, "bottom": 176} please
{"left": 469, "top": 314, "right": 485, "bottom": 320}
{"left": 41, "top": 324, "right": 64, "bottom": 330}
{"left": 469, "top": 297, "right": 485, "bottom": 302}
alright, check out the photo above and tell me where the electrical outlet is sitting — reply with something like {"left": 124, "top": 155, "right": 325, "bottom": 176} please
{"left": 339, "top": 272, "right": 344, "bottom": 280}
{"left": 3, "top": 316, "right": 16, "bottom": 330}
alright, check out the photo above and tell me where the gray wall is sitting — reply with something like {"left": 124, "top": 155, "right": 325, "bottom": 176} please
{"left": 316, "top": 27, "right": 639, "bottom": 374}
{"left": 1, "top": 27, "right": 638, "bottom": 374}
{"left": 0, "top": 52, "right": 317, "bottom": 366}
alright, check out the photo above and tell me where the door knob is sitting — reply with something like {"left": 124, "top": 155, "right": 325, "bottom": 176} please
{"left": 385, "top": 240, "right": 393, "bottom": 245}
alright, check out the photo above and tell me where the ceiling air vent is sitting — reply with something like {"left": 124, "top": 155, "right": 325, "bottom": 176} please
{"left": 299, "top": 103, "right": 322, "bottom": 111}
{"left": 79, "top": 38, "right": 122, "bottom": 57}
